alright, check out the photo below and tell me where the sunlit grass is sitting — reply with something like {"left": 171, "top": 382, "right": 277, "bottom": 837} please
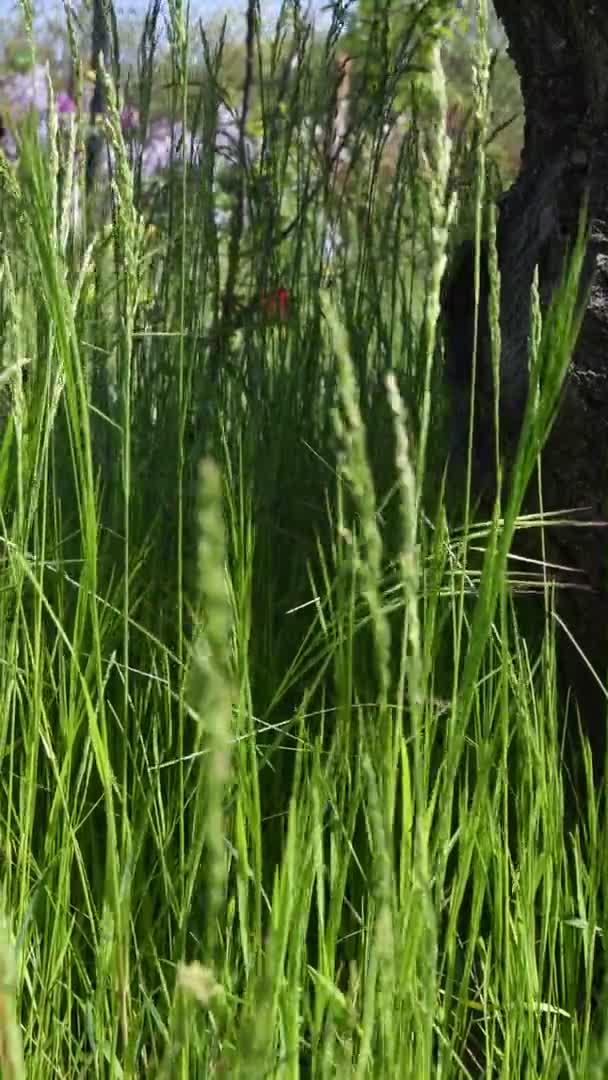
{"left": 0, "top": 1, "right": 605, "bottom": 1076}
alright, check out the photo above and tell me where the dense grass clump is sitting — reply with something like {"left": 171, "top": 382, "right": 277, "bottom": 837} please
{"left": 0, "top": 1, "right": 605, "bottom": 1076}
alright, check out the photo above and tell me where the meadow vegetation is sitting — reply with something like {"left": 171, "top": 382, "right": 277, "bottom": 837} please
{"left": 0, "top": 1, "right": 605, "bottom": 1076}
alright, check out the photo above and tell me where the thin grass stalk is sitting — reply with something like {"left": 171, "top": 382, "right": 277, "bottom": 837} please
{"left": 165, "top": 0, "right": 191, "bottom": 935}
{"left": 386, "top": 372, "right": 436, "bottom": 1066}
{"left": 100, "top": 56, "right": 150, "bottom": 1048}
{"left": 324, "top": 300, "right": 392, "bottom": 770}
{"left": 454, "top": 0, "right": 492, "bottom": 682}
{"left": 414, "top": 38, "right": 454, "bottom": 501}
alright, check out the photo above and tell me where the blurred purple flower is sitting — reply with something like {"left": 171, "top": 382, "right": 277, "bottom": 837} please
{"left": 139, "top": 120, "right": 173, "bottom": 178}
{"left": 56, "top": 91, "right": 76, "bottom": 115}
{"left": 138, "top": 118, "right": 200, "bottom": 179}
{"left": 121, "top": 104, "right": 140, "bottom": 136}
{"left": 0, "top": 64, "right": 50, "bottom": 119}
{"left": 0, "top": 73, "right": 263, "bottom": 203}
{"left": 215, "top": 103, "right": 259, "bottom": 168}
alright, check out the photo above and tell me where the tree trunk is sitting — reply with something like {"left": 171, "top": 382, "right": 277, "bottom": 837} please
{"left": 457, "top": 3, "right": 608, "bottom": 771}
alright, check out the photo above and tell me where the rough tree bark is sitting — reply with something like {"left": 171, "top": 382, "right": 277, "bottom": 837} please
{"left": 446, "top": 3, "right": 608, "bottom": 772}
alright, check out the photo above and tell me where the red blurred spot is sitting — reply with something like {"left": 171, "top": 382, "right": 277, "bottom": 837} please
{"left": 260, "top": 286, "right": 291, "bottom": 323}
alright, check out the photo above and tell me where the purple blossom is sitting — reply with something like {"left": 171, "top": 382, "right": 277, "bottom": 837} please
{"left": 0, "top": 64, "right": 50, "bottom": 119}
{"left": 137, "top": 119, "right": 200, "bottom": 179}
{"left": 121, "top": 104, "right": 139, "bottom": 136}
{"left": 56, "top": 91, "right": 76, "bottom": 115}
{"left": 0, "top": 73, "right": 261, "bottom": 199}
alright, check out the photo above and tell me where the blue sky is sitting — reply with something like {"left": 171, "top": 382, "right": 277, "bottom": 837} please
{"left": 0, "top": 0, "right": 318, "bottom": 63}
{"left": 0, "top": 1, "right": 492, "bottom": 55}
{"left": 0, "top": 0, "right": 305, "bottom": 24}
{"left": 0, "top": 0, "right": 341, "bottom": 62}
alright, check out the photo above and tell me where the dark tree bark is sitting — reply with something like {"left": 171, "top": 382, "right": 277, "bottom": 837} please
{"left": 447, "top": 3, "right": 608, "bottom": 773}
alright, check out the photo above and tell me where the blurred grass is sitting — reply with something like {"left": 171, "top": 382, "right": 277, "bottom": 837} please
{"left": 0, "top": 0, "right": 604, "bottom": 1077}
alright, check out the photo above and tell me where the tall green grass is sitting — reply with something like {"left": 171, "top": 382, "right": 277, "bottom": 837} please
{"left": 0, "top": 1, "right": 605, "bottom": 1075}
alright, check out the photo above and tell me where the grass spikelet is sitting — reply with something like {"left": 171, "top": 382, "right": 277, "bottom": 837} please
{"left": 324, "top": 296, "right": 391, "bottom": 715}
{"left": 187, "top": 458, "right": 233, "bottom": 962}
